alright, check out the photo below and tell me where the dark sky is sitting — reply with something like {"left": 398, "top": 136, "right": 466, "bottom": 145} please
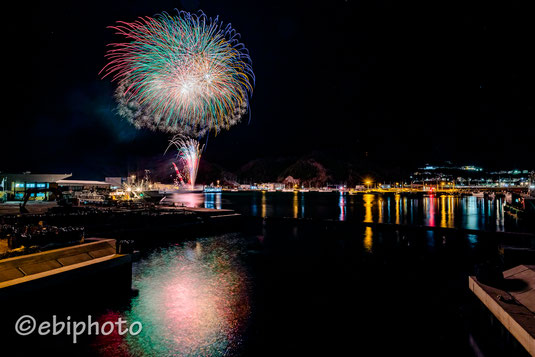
{"left": 2, "top": 0, "right": 534, "bottom": 179}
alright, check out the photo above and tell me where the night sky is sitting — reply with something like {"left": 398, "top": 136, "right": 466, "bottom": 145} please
{"left": 3, "top": 0, "right": 534, "bottom": 180}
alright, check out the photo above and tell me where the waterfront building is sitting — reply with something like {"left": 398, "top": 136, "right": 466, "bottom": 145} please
{"left": 0, "top": 172, "right": 72, "bottom": 200}
{"left": 105, "top": 177, "right": 126, "bottom": 190}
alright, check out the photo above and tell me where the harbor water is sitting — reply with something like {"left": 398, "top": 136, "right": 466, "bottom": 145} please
{"left": 5, "top": 191, "right": 531, "bottom": 356}
{"left": 170, "top": 191, "right": 525, "bottom": 232}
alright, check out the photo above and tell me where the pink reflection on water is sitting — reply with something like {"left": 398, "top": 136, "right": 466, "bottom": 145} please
{"left": 428, "top": 195, "right": 436, "bottom": 227}
{"left": 91, "top": 311, "right": 129, "bottom": 356}
{"left": 168, "top": 193, "right": 204, "bottom": 208}
{"left": 92, "top": 236, "right": 251, "bottom": 356}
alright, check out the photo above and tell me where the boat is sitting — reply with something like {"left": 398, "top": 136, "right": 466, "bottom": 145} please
{"left": 159, "top": 187, "right": 204, "bottom": 194}
{"left": 74, "top": 191, "right": 106, "bottom": 203}
{"left": 485, "top": 192, "right": 496, "bottom": 200}
{"left": 141, "top": 190, "right": 165, "bottom": 202}
{"left": 472, "top": 192, "right": 485, "bottom": 198}
{"left": 505, "top": 192, "right": 513, "bottom": 204}
{"left": 319, "top": 188, "right": 337, "bottom": 193}
{"left": 203, "top": 186, "right": 222, "bottom": 193}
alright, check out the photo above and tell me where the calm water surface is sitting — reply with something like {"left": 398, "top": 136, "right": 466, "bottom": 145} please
{"left": 8, "top": 192, "right": 529, "bottom": 356}
{"left": 171, "top": 191, "right": 520, "bottom": 232}
{"left": 84, "top": 193, "right": 527, "bottom": 355}
{"left": 92, "top": 236, "right": 251, "bottom": 356}
{"left": 86, "top": 225, "right": 519, "bottom": 356}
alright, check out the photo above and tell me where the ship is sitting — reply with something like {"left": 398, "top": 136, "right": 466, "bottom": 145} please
{"left": 203, "top": 186, "right": 222, "bottom": 193}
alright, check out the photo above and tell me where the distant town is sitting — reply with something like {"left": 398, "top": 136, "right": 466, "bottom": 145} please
{"left": 1, "top": 163, "right": 534, "bottom": 203}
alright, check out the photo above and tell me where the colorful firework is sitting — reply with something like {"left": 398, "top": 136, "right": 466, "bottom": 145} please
{"left": 101, "top": 10, "right": 254, "bottom": 136}
{"left": 166, "top": 134, "right": 204, "bottom": 189}
{"left": 172, "top": 162, "right": 186, "bottom": 186}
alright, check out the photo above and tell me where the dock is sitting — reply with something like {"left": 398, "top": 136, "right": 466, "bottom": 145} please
{"left": 469, "top": 265, "right": 535, "bottom": 356}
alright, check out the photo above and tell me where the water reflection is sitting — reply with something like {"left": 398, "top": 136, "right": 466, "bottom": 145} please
{"left": 441, "top": 196, "right": 447, "bottom": 228}
{"left": 465, "top": 197, "right": 478, "bottom": 230}
{"left": 363, "top": 227, "right": 373, "bottom": 253}
{"left": 448, "top": 196, "right": 454, "bottom": 228}
{"left": 378, "top": 197, "right": 384, "bottom": 223}
{"left": 293, "top": 192, "right": 299, "bottom": 219}
{"left": 395, "top": 194, "right": 401, "bottom": 225}
{"left": 93, "top": 235, "right": 250, "bottom": 356}
{"left": 300, "top": 193, "right": 305, "bottom": 218}
{"left": 496, "top": 200, "right": 505, "bottom": 232}
{"left": 204, "top": 193, "right": 222, "bottom": 210}
{"left": 168, "top": 193, "right": 204, "bottom": 208}
{"left": 426, "top": 195, "right": 436, "bottom": 227}
{"left": 467, "top": 234, "right": 478, "bottom": 247}
{"left": 167, "top": 192, "right": 517, "bottom": 232}
{"left": 339, "top": 192, "right": 346, "bottom": 221}
{"left": 363, "top": 194, "right": 373, "bottom": 223}
{"left": 261, "top": 191, "right": 267, "bottom": 218}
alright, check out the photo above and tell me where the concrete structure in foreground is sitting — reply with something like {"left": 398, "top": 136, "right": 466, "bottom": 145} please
{"left": 469, "top": 265, "right": 535, "bottom": 356}
{"left": 0, "top": 238, "right": 131, "bottom": 300}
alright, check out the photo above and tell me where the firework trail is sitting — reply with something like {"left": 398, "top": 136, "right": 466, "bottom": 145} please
{"left": 101, "top": 10, "right": 254, "bottom": 137}
{"left": 167, "top": 134, "right": 204, "bottom": 189}
{"left": 172, "top": 162, "right": 186, "bottom": 186}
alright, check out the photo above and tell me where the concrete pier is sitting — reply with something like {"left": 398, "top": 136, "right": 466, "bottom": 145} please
{"left": 0, "top": 238, "right": 131, "bottom": 301}
{"left": 469, "top": 265, "right": 535, "bottom": 356}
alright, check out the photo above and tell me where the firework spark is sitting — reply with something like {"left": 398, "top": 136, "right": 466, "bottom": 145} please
{"left": 101, "top": 10, "right": 254, "bottom": 136}
{"left": 167, "top": 134, "right": 204, "bottom": 189}
{"left": 172, "top": 162, "right": 186, "bottom": 186}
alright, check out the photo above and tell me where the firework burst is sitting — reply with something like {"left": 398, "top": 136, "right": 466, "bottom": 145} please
{"left": 166, "top": 134, "right": 204, "bottom": 189}
{"left": 101, "top": 10, "right": 254, "bottom": 136}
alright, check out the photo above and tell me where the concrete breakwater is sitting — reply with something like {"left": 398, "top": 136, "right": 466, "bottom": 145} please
{"left": 0, "top": 238, "right": 131, "bottom": 299}
{"left": 469, "top": 265, "right": 535, "bottom": 356}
